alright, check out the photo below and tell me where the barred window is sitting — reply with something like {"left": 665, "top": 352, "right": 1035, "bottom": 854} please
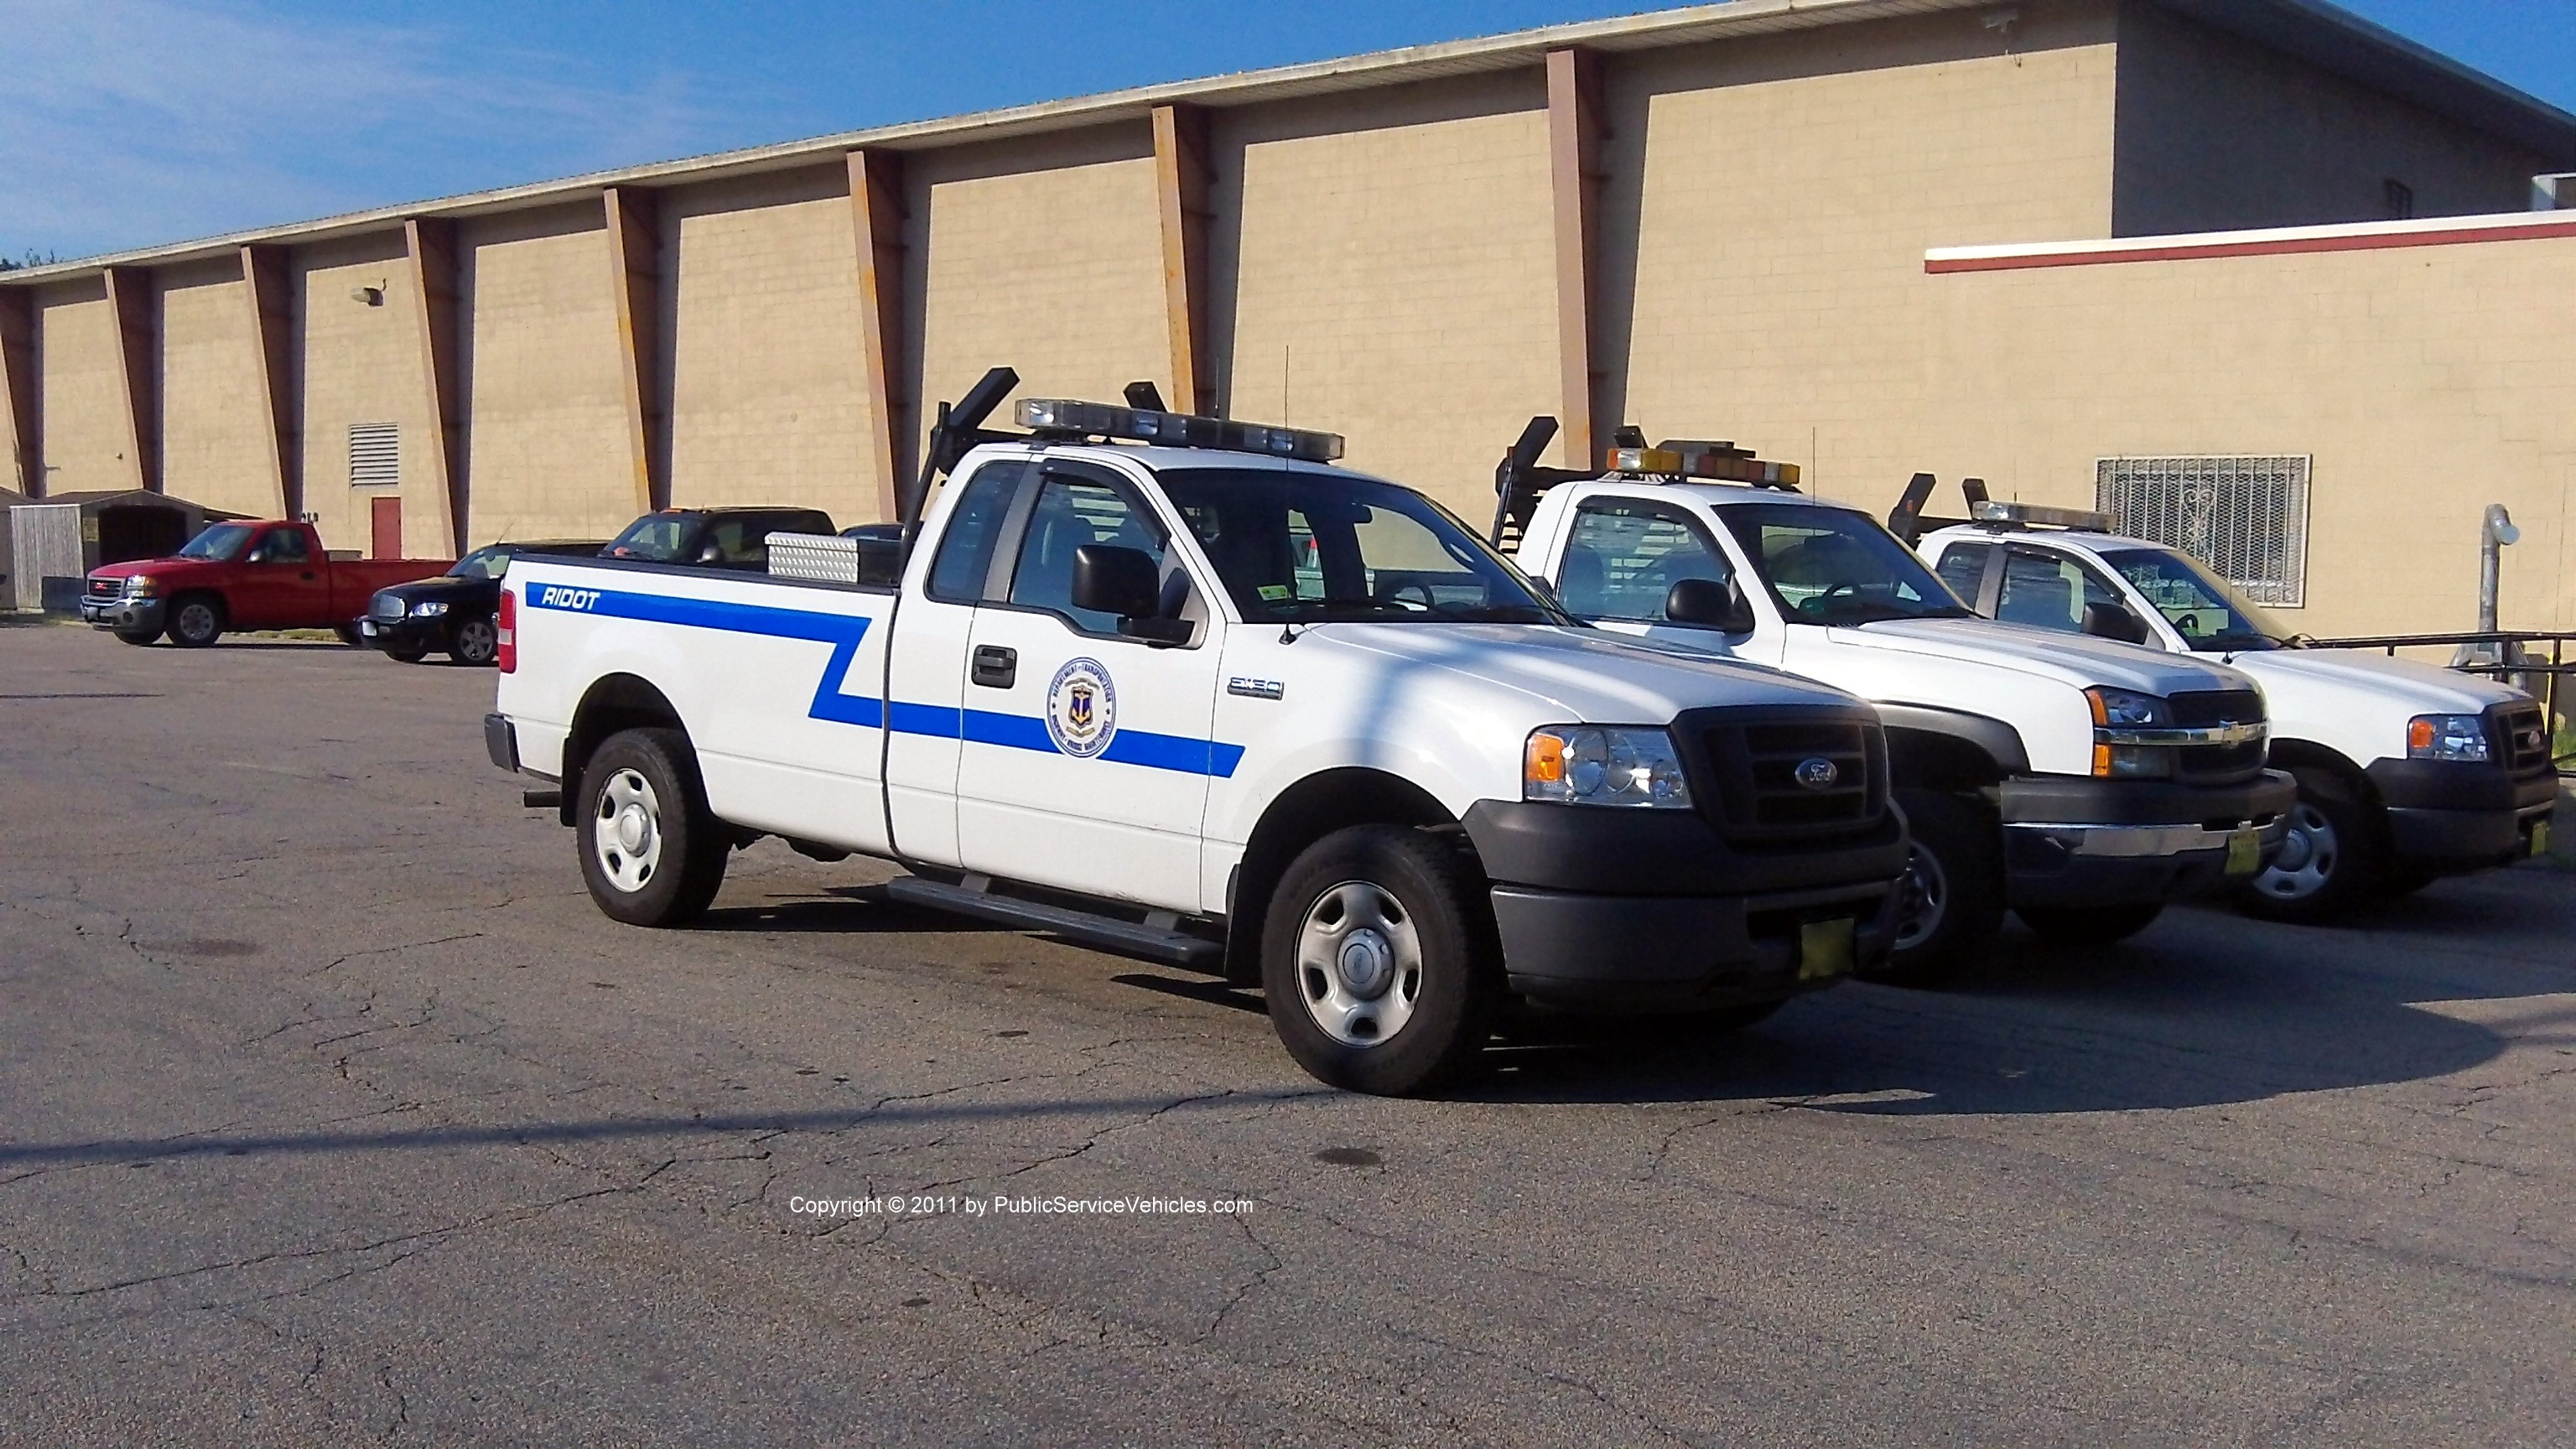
{"left": 2095, "top": 455, "right": 2310, "bottom": 608}
{"left": 348, "top": 423, "right": 399, "bottom": 488}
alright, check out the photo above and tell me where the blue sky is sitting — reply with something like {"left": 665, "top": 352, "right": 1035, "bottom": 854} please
{"left": 5, "top": 0, "right": 2574, "bottom": 262}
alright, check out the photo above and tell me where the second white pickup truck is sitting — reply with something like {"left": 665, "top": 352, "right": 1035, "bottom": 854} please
{"left": 486, "top": 375, "right": 1909, "bottom": 1095}
{"left": 1899, "top": 491, "right": 2557, "bottom": 921}
{"left": 1495, "top": 419, "right": 2294, "bottom": 985}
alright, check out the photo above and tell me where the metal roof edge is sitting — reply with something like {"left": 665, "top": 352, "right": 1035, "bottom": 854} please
{"left": 0, "top": 0, "right": 1981, "bottom": 286}
{"left": 1925, "top": 205, "right": 2576, "bottom": 271}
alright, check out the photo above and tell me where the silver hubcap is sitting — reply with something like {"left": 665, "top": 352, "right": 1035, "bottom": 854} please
{"left": 593, "top": 768, "right": 663, "bottom": 894}
{"left": 1295, "top": 881, "right": 1422, "bottom": 1047}
{"left": 179, "top": 604, "right": 216, "bottom": 638}
{"left": 2254, "top": 802, "right": 2338, "bottom": 900}
{"left": 1893, "top": 841, "right": 1949, "bottom": 952}
{"left": 454, "top": 619, "right": 496, "bottom": 661}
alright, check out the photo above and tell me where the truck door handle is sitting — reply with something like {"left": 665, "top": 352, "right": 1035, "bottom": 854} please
{"left": 300, "top": 571, "right": 316, "bottom": 580}
{"left": 970, "top": 646, "right": 1017, "bottom": 688}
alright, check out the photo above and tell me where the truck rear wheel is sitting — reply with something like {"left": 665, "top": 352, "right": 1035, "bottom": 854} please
{"left": 168, "top": 596, "right": 224, "bottom": 648}
{"left": 2235, "top": 767, "right": 2379, "bottom": 924}
{"left": 577, "top": 727, "right": 729, "bottom": 927}
{"left": 1260, "top": 825, "right": 1498, "bottom": 1097}
{"left": 1860, "top": 788, "right": 2003, "bottom": 989}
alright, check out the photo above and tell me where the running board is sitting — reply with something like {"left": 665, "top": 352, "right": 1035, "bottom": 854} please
{"left": 884, "top": 875, "right": 1224, "bottom": 971}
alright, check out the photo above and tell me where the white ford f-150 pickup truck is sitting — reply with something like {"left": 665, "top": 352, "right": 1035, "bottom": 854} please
{"left": 486, "top": 374, "right": 1909, "bottom": 1095}
{"left": 1493, "top": 419, "right": 2294, "bottom": 985}
{"left": 1896, "top": 487, "right": 2558, "bottom": 921}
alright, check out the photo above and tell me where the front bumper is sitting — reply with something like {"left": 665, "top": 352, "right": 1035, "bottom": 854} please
{"left": 1998, "top": 771, "right": 2297, "bottom": 908}
{"left": 80, "top": 595, "right": 165, "bottom": 634}
{"left": 2368, "top": 759, "right": 2561, "bottom": 870}
{"left": 1462, "top": 801, "right": 1908, "bottom": 1010}
{"left": 360, "top": 615, "right": 444, "bottom": 652}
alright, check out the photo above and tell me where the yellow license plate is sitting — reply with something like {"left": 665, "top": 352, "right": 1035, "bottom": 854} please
{"left": 2225, "top": 828, "right": 2263, "bottom": 876}
{"left": 1799, "top": 918, "right": 1857, "bottom": 981}
{"left": 2533, "top": 819, "right": 2553, "bottom": 859}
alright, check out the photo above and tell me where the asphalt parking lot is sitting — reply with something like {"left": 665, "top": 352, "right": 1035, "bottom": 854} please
{"left": 3, "top": 622, "right": 2573, "bottom": 1446}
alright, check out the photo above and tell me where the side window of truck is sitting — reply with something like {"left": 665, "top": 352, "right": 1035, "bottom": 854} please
{"left": 1557, "top": 501, "right": 1733, "bottom": 622}
{"left": 1007, "top": 474, "right": 1171, "bottom": 636}
{"left": 927, "top": 462, "right": 1031, "bottom": 603}
{"left": 253, "top": 530, "right": 309, "bottom": 564}
{"left": 1993, "top": 548, "right": 2127, "bottom": 633}
{"left": 1933, "top": 542, "right": 1992, "bottom": 607}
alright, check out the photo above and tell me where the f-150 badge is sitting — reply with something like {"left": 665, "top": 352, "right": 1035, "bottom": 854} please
{"left": 1046, "top": 657, "right": 1118, "bottom": 759}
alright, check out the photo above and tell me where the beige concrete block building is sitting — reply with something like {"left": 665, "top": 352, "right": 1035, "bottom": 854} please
{"left": 4, "top": 0, "right": 2573, "bottom": 638}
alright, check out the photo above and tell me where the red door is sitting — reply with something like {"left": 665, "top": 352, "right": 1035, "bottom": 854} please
{"left": 371, "top": 497, "right": 403, "bottom": 559}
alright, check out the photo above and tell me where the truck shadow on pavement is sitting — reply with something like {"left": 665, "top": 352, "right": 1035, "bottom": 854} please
{"left": 1462, "top": 868, "right": 2573, "bottom": 1114}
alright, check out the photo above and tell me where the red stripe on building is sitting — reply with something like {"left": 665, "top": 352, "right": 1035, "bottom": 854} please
{"left": 1927, "top": 216, "right": 2576, "bottom": 274}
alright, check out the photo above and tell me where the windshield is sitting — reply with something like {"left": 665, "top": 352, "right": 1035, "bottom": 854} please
{"left": 1157, "top": 468, "right": 1564, "bottom": 625}
{"left": 1718, "top": 504, "right": 1975, "bottom": 625}
{"left": 603, "top": 514, "right": 696, "bottom": 564}
{"left": 449, "top": 546, "right": 511, "bottom": 580}
{"left": 2098, "top": 548, "right": 2291, "bottom": 652}
{"left": 176, "top": 523, "right": 256, "bottom": 562}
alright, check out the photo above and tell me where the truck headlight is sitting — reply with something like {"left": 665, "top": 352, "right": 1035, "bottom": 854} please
{"left": 1525, "top": 726, "right": 1693, "bottom": 808}
{"left": 410, "top": 601, "right": 448, "bottom": 618}
{"left": 124, "top": 575, "right": 158, "bottom": 598}
{"left": 2087, "top": 688, "right": 2176, "bottom": 778}
{"left": 2085, "top": 688, "right": 2168, "bottom": 729}
{"left": 2407, "top": 714, "right": 2490, "bottom": 762}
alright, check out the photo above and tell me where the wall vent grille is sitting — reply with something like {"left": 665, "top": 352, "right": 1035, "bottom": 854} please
{"left": 348, "top": 423, "right": 400, "bottom": 489}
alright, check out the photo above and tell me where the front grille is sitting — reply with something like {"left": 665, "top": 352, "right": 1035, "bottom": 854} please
{"left": 2168, "top": 688, "right": 2267, "bottom": 782}
{"left": 1696, "top": 709, "right": 1888, "bottom": 844}
{"left": 370, "top": 593, "right": 405, "bottom": 620}
{"left": 86, "top": 577, "right": 122, "bottom": 601}
{"left": 2168, "top": 689, "right": 2262, "bottom": 727}
{"left": 2491, "top": 704, "right": 2552, "bottom": 776}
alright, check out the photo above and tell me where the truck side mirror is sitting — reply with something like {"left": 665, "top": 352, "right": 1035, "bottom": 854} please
{"left": 2081, "top": 600, "right": 2152, "bottom": 646}
{"left": 1665, "top": 576, "right": 1757, "bottom": 633}
{"left": 1071, "top": 544, "right": 1162, "bottom": 621}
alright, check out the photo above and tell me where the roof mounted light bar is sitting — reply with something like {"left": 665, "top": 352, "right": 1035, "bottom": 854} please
{"left": 1015, "top": 398, "right": 1344, "bottom": 464}
{"left": 1973, "top": 500, "right": 2116, "bottom": 532}
{"left": 1607, "top": 441, "right": 1800, "bottom": 488}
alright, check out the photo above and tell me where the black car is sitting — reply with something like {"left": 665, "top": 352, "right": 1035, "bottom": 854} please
{"left": 602, "top": 507, "right": 838, "bottom": 570}
{"left": 361, "top": 541, "right": 606, "bottom": 665}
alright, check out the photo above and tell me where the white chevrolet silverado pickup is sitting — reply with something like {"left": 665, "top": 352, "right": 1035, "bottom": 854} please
{"left": 1493, "top": 419, "right": 2294, "bottom": 986}
{"left": 486, "top": 375, "right": 1909, "bottom": 1095}
{"left": 1899, "top": 491, "right": 2558, "bottom": 921}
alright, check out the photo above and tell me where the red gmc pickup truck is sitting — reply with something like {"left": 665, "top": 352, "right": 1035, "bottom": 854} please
{"left": 80, "top": 520, "right": 453, "bottom": 647}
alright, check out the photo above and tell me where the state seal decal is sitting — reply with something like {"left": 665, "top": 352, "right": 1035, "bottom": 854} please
{"left": 1045, "top": 657, "right": 1119, "bottom": 759}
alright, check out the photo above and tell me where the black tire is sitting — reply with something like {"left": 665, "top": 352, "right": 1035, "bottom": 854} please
{"left": 1260, "top": 825, "right": 1498, "bottom": 1096}
{"left": 384, "top": 642, "right": 430, "bottom": 664}
{"left": 1860, "top": 788, "right": 2004, "bottom": 989}
{"left": 167, "top": 595, "right": 224, "bottom": 648}
{"left": 2016, "top": 902, "right": 2163, "bottom": 945}
{"left": 2235, "top": 767, "right": 2381, "bottom": 924}
{"left": 112, "top": 626, "right": 162, "bottom": 647}
{"left": 576, "top": 727, "right": 730, "bottom": 927}
{"left": 447, "top": 615, "right": 499, "bottom": 666}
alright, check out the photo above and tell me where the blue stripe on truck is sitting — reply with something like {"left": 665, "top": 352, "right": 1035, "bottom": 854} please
{"left": 523, "top": 583, "right": 1241, "bottom": 778}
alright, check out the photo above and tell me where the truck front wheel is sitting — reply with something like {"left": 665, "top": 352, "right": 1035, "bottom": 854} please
{"left": 1861, "top": 788, "right": 2004, "bottom": 989}
{"left": 1260, "top": 825, "right": 1498, "bottom": 1097}
{"left": 168, "top": 596, "right": 224, "bottom": 648}
{"left": 2235, "top": 767, "right": 2380, "bottom": 924}
{"left": 448, "top": 616, "right": 499, "bottom": 666}
{"left": 577, "top": 728, "right": 729, "bottom": 927}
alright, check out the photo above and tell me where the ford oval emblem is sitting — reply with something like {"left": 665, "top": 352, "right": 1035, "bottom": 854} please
{"left": 1794, "top": 757, "right": 1840, "bottom": 791}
